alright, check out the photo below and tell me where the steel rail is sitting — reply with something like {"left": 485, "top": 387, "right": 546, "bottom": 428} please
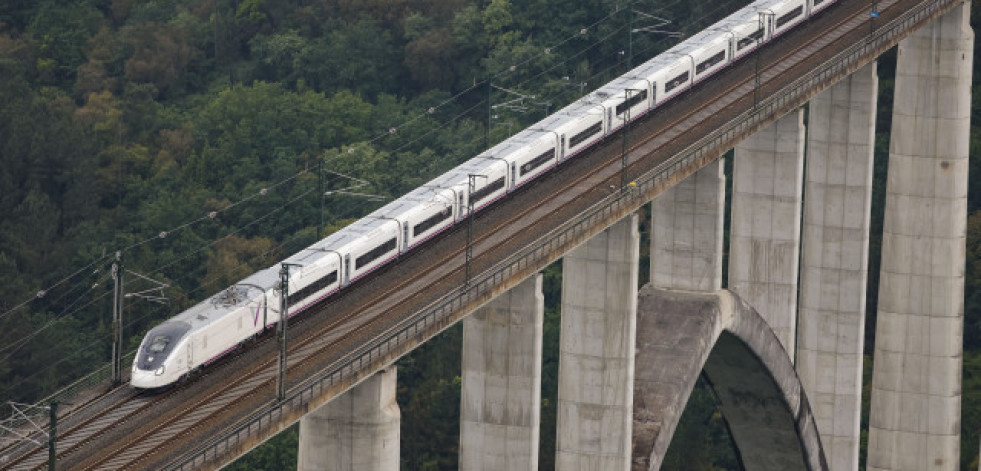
{"left": 161, "top": 0, "right": 965, "bottom": 470}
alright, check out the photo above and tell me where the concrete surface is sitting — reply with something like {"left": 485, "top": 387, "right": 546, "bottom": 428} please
{"left": 651, "top": 158, "right": 725, "bottom": 292}
{"left": 557, "top": 214, "right": 639, "bottom": 470}
{"left": 867, "top": 3, "right": 973, "bottom": 470}
{"left": 632, "top": 286, "right": 827, "bottom": 471}
{"left": 730, "top": 109, "right": 805, "bottom": 356}
{"left": 797, "top": 62, "right": 877, "bottom": 471}
{"left": 297, "top": 367, "right": 400, "bottom": 471}
{"left": 460, "top": 274, "right": 544, "bottom": 471}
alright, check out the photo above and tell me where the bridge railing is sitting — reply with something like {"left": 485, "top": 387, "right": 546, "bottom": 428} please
{"left": 166, "top": 0, "right": 961, "bottom": 469}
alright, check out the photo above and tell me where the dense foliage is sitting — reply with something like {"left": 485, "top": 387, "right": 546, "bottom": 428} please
{"left": 1, "top": 0, "right": 980, "bottom": 469}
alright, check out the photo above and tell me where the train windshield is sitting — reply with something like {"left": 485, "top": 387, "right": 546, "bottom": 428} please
{"left": 137, "top": 321, "right": 191, "bottom": 371}
{"left": 148, "top": 335, "right": 169, "bottom": 353}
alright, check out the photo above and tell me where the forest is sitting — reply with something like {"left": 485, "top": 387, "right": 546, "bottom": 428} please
{"left": 1, "top": 0, "right": 980, "bottom": 469}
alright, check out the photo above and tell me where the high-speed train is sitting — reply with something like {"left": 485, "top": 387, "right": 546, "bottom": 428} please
{"left": 132, "top": 0, "right": 836, "bottom": 388}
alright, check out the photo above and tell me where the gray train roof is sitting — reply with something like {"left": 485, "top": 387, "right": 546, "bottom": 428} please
{"left": 426, "top": 157, "right": 508, "bottom": 190}
{"left": 479, "top": 129, "right": 554, "bottom": 158}
{"left": 404, "top": 185, "right": 456, "bottom": 205}
{"left": 531, "top": 102, "right": 603, "bottom": 131}
{"left": 366, "top": 185, "right": 454, "bottom": 221}
{"left": 317, "top": 216, "right": 399, "bottom": 252}
{"left": 590, "top": 75, "right": 652, "bottom": 102}
{"left": 166, "top": 265, "right": 279, "bottom": 333}
{"left": 738, "top": 0, "right": 797, "bottom": 16}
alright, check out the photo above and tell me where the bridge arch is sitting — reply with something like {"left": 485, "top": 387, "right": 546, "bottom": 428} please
{"left": 632, "top": 286, "right": 828, "bottom": 471}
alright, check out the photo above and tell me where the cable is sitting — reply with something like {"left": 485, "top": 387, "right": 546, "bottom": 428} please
{"left": 2, "top": 0, "right": 753, "bottom": 399}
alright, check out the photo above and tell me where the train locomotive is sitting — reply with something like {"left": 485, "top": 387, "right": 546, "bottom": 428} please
{"left": 132, "top": 0, "right": 836, "bottom": 388}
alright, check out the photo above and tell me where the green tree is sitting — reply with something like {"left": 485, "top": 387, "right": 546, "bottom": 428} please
{"left": 26, "top": 1, "right": 105, "bottom": 85}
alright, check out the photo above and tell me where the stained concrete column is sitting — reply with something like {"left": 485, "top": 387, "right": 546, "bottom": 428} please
{"left": 298, "top": 367, "right": 399, "bottom": 471}
{"left": 797, "top": 62, "right": 877, "bottom": 471}
{"left": 557, "top": 214, "right": 639, "bottom": 470}
{"left": 867, "top": 4, "right": 973, "bottom": 470}
{"left": 651, "top": 158, "right": 725, "bottom": 292}
{"left": 460, "top": 274, "right": 544, "bottom": 471}
{"left": 729, "top": 109, "right": 805, "bottom": 356}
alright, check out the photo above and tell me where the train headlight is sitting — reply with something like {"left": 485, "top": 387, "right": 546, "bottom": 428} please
{"left": 155, "top": 366, "right": 166, "bottom": 376}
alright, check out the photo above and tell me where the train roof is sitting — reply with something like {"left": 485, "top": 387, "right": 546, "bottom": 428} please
{"left": 316, "top": 216, "right": 400, "bottom": 253}
{"left": 590, "top": 75, "right": 651, "bottom": 102}
{"left": 659, "top": 29, "right": 730, "bottom": 60}
{"left": 530, "top": 101, "right": 604, "bottom": 132}
{"left": 740, "top": 0, "right": 801, "bottom": 15}
{"left": 367, "top": 185, "right": 454, "bottom": 221}
{"left": 426, "top": 157, "right": 509, "bottom": 190}
{"left": 168, "top": 265, "right": 279, "bottom": 333}
{"left": 479, "top": 128, "right": 555, "bottom": 158}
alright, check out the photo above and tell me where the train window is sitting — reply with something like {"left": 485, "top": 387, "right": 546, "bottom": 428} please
{"left": 737, "top": 29, "right": 765, "bottom": 50}
{"left": 520, "top": 149, "right": 556, "bottom": 177}
{"left": 148, "top": 335, "right": 169, "bottom": 353}
{"left": 287, "top": 270, "right": 338, "bottom": 306}
{"left": 471, "top": 177, "right": 506, "bottom": 204}
{"left": 665, "top": 71, "right": 690, "bottom": 93}
{"left": 569, "top": 122, "right": 602, "bottom": 149}
{"left": 413, "top": 207, "right": 453, "bottom": 237}
{"left": 814, "top": 0, "right": 825, "bottom": 4}
{"left": 696, "top": 50, "right": 726, "bottom": 75}
{"left": 355, "top": 238, "right": 397, "bottom": 270}
{"left": 615, "top": 89, "right": 648, "bottom": 116}
{"left": 776, "top": 6, "right": 803, "bottom": 29}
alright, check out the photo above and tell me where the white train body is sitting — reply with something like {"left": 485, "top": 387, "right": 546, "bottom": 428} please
{"left": 132, "top": 0, "right": 839, "bottom": 388}
{"left": 491, "top": 129, "right": 560, "bottom": 189}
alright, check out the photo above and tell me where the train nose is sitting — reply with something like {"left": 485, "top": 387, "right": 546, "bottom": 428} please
{"left": 131, "top": 365, "right": 169, "bottom": 388}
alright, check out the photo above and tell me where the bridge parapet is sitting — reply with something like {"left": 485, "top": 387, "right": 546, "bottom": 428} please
{"left": 159, "top": 1, "right": 968, "bottom": 469}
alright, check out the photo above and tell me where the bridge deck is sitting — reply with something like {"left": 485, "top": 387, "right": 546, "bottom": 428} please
{"left": 0, "top": 0, "right": 961, "bottom": 469}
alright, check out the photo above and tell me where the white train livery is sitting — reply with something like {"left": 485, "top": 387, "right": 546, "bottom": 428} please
{"left": 133, "top": 0, "right": 838, "bottom": 388}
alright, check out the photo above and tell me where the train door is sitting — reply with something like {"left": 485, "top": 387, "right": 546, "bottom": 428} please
{"left": 560, "top": 134, "right": 566, "bottom": 160}
{"left": 458, "top": 191, "right": 465, "bottom": 219}
{"left": 511, "top": 163, "right": 517, "bottom": 189}
{"left": 187, "top": 339, "right": 193, "bottom": 368}
{"left": 402, "top": 222, "right": 410, "bottom": 252}
{"left": 608, "top": 107, "right": 614, "bottom": 131}
{"left": 344, "top": 254, "right": 351, "bottom": 284}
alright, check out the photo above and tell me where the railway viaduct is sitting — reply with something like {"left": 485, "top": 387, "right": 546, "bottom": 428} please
{"left": 1, "top": 0, "right": 972, "bottom": 470}
{"left": 293, "top": 2, "right": 972, "bottom": 471}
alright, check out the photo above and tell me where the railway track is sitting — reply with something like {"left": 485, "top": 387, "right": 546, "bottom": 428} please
{"left": 3, "top": 0, "right": 935, "bottom": 468}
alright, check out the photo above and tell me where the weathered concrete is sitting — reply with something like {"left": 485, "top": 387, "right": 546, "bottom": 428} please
{"left": 557, "top": 214, "right": 639, "bottom": 470}
{"left": 797, "top": 62, "right": 877, "bottom": 471}
{"left": 632, "top": 286, "right": 827, "bottom": 471}
{"left": 651, "top": 158, "right": 725, "bottom": 292}
{"left": 460, "top": 274, "right": 543, "bottom": 471}
{"left": 867, "top": 3, "right": 973, "bottom": 470}
{"left": 730, "top": 109, "right": 805, "bottom": 356}
{"left": 297, "top": 367, "right": 399, "bottom": 471}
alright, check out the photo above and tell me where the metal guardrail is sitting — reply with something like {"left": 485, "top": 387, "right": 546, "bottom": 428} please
{"left": 162, "top": 0, "right": 962, "bottom": 468}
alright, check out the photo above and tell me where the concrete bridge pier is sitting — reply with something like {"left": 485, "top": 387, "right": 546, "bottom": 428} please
{"left": 556, "top": 213, "right": 639, "bottom": 470}
{"left": 867, "top": 3, "right": 973, "bottom": 470}
{"left": 650, "top": 158, "right": 726, "bottom": 293}
{"left": 797, "top": 62, "right": 878, "bottom": 471}
{"left": 730, "top": 108, "right": 806, "bottom": 356}
{"left": 632, "top": 156, "right": 725, "bottom": 469}
{"left": 297, "top": 367, "right": 400, "bottom": 471}
{"left": 459, "top": 274, "right": 544, "bottom": 470}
